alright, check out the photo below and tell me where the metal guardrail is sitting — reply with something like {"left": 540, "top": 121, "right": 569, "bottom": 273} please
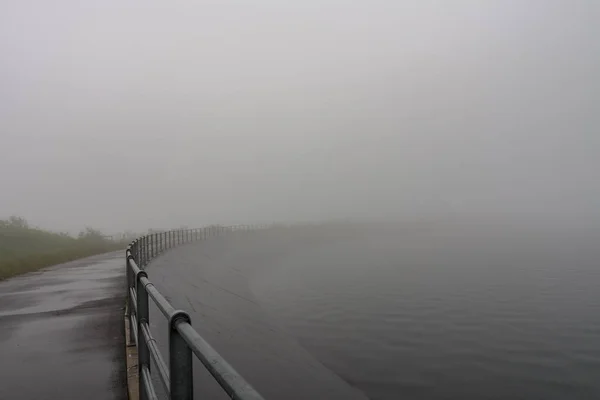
{"left": 126, "top": 225, "right": 267, "bottom": 400}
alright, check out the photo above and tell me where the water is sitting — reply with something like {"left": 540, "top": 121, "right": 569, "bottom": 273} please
{"left": 250, "top": 225, "right": 600, "bottom": 399}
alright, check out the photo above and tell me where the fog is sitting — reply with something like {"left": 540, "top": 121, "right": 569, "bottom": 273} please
{"left": 1, "top": 1, "right": 598, "bottom": 234}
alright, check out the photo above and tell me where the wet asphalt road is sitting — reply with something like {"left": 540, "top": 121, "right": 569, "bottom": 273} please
{"left": 0, "top": 252, "right": 127, "bottom": 400}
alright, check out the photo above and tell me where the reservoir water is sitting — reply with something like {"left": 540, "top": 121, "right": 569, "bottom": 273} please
{"left": 249, "top": 224, "right": 600, "bottom": 399}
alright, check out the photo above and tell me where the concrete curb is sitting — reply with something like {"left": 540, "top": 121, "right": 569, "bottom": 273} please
{"left": 124, "top": 307, "right": 139, "bottom": 400}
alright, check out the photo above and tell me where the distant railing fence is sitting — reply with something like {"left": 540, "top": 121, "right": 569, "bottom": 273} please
{"left": 126, "top": 225, "right": 267, "bottom": 400}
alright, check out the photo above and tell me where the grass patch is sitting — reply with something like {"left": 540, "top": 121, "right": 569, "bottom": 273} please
{"left": 0, "top": 217, "right": 127, "bottom": 281}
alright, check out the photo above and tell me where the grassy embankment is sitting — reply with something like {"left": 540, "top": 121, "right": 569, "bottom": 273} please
{"left": 0, "top": 218, "right": 126, "bottom": 281}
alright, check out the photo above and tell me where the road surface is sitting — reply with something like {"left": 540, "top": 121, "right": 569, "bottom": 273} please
{"left": 0, "top": 252, "right": 127, "bottom": 400}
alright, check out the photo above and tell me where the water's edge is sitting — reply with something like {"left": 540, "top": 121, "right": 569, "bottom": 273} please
{"left": 146, "top": 224, "right": 600, "bottom": 400}
{"left": 146, "top": 228, "right": 370, "bottom": 400}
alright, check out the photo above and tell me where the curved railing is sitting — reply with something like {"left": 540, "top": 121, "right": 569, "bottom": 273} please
{"left": 126, "top": 225, "right": 267, "bottom": 400}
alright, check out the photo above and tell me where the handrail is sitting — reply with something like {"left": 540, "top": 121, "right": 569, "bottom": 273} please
{"left": 126, "top": 225, "right": 267, "bottom": 400}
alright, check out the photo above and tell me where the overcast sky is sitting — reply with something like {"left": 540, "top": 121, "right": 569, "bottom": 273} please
{"left": 1, "top": 0, "right": 598, "bottom": 233}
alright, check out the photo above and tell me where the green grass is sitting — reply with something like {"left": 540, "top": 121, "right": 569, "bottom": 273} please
{"left": 0, "top": 220, "right": 126, "bottom": 281}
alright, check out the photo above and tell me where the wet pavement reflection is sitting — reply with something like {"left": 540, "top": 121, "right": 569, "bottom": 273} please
{"left": 0, "top": 252, "right": 127, "bottom": 400}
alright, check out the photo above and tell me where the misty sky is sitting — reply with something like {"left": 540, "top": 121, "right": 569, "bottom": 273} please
{"left": 1, "top": 1, "right": 598, "bottom": 233}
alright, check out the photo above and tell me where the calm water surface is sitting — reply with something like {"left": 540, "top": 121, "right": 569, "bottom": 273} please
{"left": 250, "top": 226, "right": 600, "bottom": 399}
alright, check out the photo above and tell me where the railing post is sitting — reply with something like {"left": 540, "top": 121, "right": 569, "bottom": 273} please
{"left": 145, "top": 236, "right": 149, "bottom": 266}
{"left": 141, "top": 237, "right": 145, "bottom": 266}
{"left": 126, "top": 250, "right": 136, "bottom": 344}
{"left": 125, "top": 248, "right": 131, "bottom": 298}
{"left": 152, "top": 233, "right": 156, "bottom": 258}
{"left": 169, "top": 311, "right": 193, "bottom": 400}
{"left": 136, "top": 270, "right": 150, "bottom": 400}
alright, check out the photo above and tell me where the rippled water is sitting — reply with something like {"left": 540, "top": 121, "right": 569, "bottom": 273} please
{"left": 250, "top": 226, "right": 600, "bottom": 399}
